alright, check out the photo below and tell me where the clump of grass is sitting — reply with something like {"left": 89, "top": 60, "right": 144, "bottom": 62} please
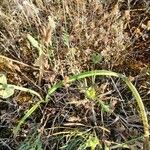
{"left": 18, "top": 132, "right": 42, "bottom": 150}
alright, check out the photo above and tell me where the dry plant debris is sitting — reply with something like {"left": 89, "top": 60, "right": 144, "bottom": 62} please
{"left": 0, "top": 0, "right": 150, "bottom": 149}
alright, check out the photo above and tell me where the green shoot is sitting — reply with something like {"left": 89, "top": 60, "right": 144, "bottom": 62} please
{"left": 91, "top": 52, "right": 103, "bottom": 64}
{"left": 86, "top": 86, "right": 96, "bottom": 100}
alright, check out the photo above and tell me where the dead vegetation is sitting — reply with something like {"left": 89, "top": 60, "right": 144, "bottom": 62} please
{"left": 0, "top": 0, "right": 150, "bottom": 149}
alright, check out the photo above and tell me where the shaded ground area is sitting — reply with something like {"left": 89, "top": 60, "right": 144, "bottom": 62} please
{"left": 0, "top": 0, "right": 150, "bottom": 149}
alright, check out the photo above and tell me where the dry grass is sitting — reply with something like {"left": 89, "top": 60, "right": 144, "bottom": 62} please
{"left": 0, "top": 0, "right": 150, "bottom": 149}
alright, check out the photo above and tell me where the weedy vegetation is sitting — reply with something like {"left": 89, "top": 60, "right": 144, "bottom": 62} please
{"left": 0, "top": 0, "right": 150, "bottom": 150}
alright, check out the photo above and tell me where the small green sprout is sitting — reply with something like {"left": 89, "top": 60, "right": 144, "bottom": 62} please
{"left": 83, "top": 135, "right": 100, "bottom": 150}
{"left": 86, "top": 86, "right": 96, "bottom": 100}
{"left": 91, "top": 52, "right": 103, "bottom": 64}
